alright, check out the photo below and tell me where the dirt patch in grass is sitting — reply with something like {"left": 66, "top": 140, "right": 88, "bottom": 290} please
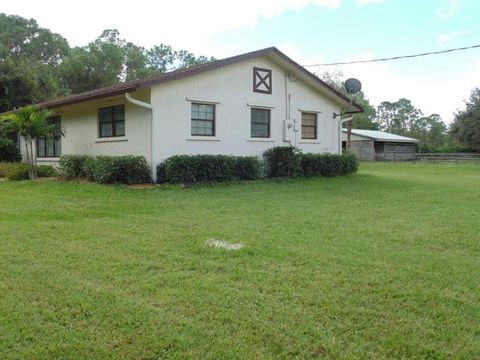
{"left": 206, "top": 239, "right": 244, "bottom": 250}
{"left": 127, "top": 183, "right": 157, "bottom": 190}
{"left": 36, "top": 177, "right": 58, "bottom": 182}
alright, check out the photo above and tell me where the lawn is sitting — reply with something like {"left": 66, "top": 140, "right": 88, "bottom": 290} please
{"left": 0, "top": 163, "right": 479, "bottom": 359}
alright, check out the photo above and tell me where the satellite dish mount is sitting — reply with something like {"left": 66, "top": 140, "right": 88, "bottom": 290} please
{"left": 333, "top": 78, "right": 362, "bottom": 118}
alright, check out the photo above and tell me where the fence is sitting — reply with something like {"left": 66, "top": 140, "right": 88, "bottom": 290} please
{"left": 415, "top": 153, "right": 480, "bottom": 163}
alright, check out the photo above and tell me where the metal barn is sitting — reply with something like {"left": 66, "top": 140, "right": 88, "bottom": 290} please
{"left": 342, "top": 129, "right": 418, "bottom": 161}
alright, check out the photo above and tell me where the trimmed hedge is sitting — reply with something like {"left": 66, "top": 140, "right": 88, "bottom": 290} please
{"left": 300, "top": 152, "right": 358, "bottom": 177}
{"left": 59, "top": 155, "right": 151, "bottom": 184}
{"left": 84, "top": 155, "right": 152, "bottom": 184}
{"left": 264, "top": 146, "right": 302, "bottom": 178}
{"left": 58, "top": 149, "right": 357, "bottom": 185}
{"left": 234, "top": 156, "right": 263, "bottom": 180}
{"left": 156, "top": 149, "right": 357, "bottom": 185}
{"left": 0, "top": 139, "right": 21, "bottom": 162}
{"left": 157, "top": 155, "right": 262, "bottom": 184}
{"left": 58, "top": 155, "right": 91, "bottom": 179}
{"left": 339, "top": 152, "right": 359, "bottom": 175}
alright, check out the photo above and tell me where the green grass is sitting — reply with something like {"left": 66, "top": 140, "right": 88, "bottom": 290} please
{"left": 1, "top": 163, "right": 479, "bottom": 359}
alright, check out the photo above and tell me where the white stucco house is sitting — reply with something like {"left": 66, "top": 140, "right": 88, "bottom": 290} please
{"left": 23, "top": 47, "right": 363, "bottom": 178}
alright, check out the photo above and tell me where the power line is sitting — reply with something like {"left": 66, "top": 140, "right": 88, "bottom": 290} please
{"left": 303, "top": 44, "right": 480, "bottom": 67}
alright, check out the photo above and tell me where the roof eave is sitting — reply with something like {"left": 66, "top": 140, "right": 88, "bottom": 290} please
{"left": 268, "top": 48, "right": 364, "bottom": 113}
{"left": 36, "top": 85, "right": 139, "bottom": 110}
{"left": 19, "top": 46, "right": 364, "bottom": 112}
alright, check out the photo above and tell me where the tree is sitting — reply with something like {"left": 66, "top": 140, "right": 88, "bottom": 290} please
{"left": 0, "top": 57, "right": 66, "bottom": 113}
{"left": 0, "top": 13, "right": 69, "bottom": 66}
{"left": 59, "top": 29, "right": 215, "bottom": 93}
{"left": 450, "top": 88, "right": 480, "bottom": 152}
{"left": 59, "top": 29, "right": 126, "bottom": 93}
{"left": 377, "top": 98, "right": 422, "bottom": 135}
{"left": 350, "top": 93, "right": 378, "bottom": 130}
{"left": 410, "top": 114, "right": 448, "bottom": 151}
{"left": 0, "top": 106, "right": 60, "bottom": 179}
{"left": 0, "top": 14, "right": 70, "bottom": 113}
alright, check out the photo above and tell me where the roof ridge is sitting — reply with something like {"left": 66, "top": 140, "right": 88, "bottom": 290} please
{"left": 19, "top": 46, "right": 362, "bottom": 112}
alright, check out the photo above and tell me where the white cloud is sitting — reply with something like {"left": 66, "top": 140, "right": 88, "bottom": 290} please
{"left": 1, "top": 0, "right": 384, "bottom": 55}
{"left": 437, "top": 30, "right": 472, "bottom": 43}
{"left": 1, "top": 0, "right": 342, "bottom": 53}
{"left": 436, "top": 0, "right": 463, "bottom": 19}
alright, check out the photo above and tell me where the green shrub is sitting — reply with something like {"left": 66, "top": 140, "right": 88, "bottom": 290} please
{"left": 6, "top": 163, "right": 29, "bottom": 180}
{"left": 83, "top": 156, "right": 96, "bottom": 181}
{"left": 156, "top": 155, "right": 262, "bottom": 184}
{"left": 264, "top": 146, "right": 302, "bottom": 178}
{"left": 156, "top": 162, "right": 167, "bottom": 184}
{"left": 156, "top": 150, "right": 356, "bottom": 185}
{"left": 59, "top": 155, "right": 92, "bottom": 179}
{"left": 234, "top": 156, "right": 263, "bottom": 180}
{"left": 37, "top": 165, "right": 57, "bottom": 177}
{"left": 0, "top": 139, "right": 21, "bottom": 162}
{"left": 339, "top": 152, "right": 359, "bottom": 175}
{"left": 0, "top": 162, "right": 20, "bottom": 178}
{"left": 0, "top": 163, "right": 57, "bottom": 180}
{"left": 160, "top": 155, "right": 237, "bottom": 184}
{"left": 300, "top": 152, "right": 359, "bottom": 177}
{"left": 87, "top": 155, "right": 152, "bottom": 184}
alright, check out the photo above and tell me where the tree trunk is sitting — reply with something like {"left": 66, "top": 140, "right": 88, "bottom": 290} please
{"left": 31, "top": 139, "right": 37, "bottom": 179}
{"left": 29, "top": 139, "right": 37, "bottom": 179}
{"left": 346, "top": 120, "right": 353, "bottom": 151}
{"left": 24, "top": 137, "right": 33, "bottom": 180}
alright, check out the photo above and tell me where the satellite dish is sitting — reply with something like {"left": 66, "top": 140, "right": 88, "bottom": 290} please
{"left": 344, "top": 78, "right": 362, "bottom": 94}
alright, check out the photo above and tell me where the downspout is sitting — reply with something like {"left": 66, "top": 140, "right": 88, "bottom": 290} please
{"left": 338, "top": 115, "right": 353, "bottom": 154}
{"left": 125, "top": 93, "right": 154, "bottom": 179}
{"left": 284, "top": 72, "right": 297, "bottom": 146}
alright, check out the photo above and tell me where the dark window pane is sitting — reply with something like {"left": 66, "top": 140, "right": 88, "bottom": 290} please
{"left": 115, "top": 120, "right": 125, "bottom": 136}
{"left": 100, "top": 108, "right": 112, "bottom": 123}
{"left": 54, "top": 137, "right": 61, "bottom": 157}
{"left": 100, "top": 122, "right": 113, "bottom": 137}
{"left": 37, "top": 138, "right": 46, "bottom": 157}
{"left": 46, "top": 138, "right": 54, "bottom": 157}
{"left": 99, "top": 105, "right": 125, "bottom": 137}
{"left": 37, "top": 116, "right": 61, "bottom": 157}
{"left": 301, "top": 112, "right": 317, "bottom": 139}
{"left": 113, "top": 105, "right": 125, "bottom": 121}
{"left": 191, "top": 103, "right": 215, "bottom": 136}
{"left": 251, "top": 108, "right": 270, "bottom": 138}
{"left": 191, "top": 119, "right": 214, "bottom": 136}
{"left": 191, "top": 104, "right": 200, "bottom": 118}
{"left": 251, "top": 123, "right": 269, "bottom": 137}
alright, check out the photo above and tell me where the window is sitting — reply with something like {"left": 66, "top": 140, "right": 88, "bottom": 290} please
{"left": 251, "top": 108, "right": 270, "bottom": 138}
{"left": 301, "top": 112, "right": 317, "bottom": 139}
{"left": 37, "top": 116, "right": 61, "bottom": 158}
{"left": 191, "top": 103, "right": 215, "bottom": 136}
{"left": 99, "top": 105, "right": 125, "bottom": 137}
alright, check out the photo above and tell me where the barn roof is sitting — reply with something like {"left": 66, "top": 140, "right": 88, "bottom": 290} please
{"left": 343, "top": 129, "right": 419, "bottom": 143}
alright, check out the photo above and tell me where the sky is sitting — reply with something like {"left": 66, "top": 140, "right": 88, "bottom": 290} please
{"left": 3, "top": 0, "right": 480, "bottom": 123}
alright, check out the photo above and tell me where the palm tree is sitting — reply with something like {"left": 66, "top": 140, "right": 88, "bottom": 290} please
{"left": 0, "top": 106, "right": 59, "bottom": 179}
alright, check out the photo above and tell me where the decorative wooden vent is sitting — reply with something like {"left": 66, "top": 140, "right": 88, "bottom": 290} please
{"left": 253, "top": 67, "right": 272, "bottom": 94}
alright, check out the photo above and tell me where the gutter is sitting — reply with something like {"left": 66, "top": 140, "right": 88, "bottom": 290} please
{"left": 125, "top": 93, "right": 155, "bottom": 180}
